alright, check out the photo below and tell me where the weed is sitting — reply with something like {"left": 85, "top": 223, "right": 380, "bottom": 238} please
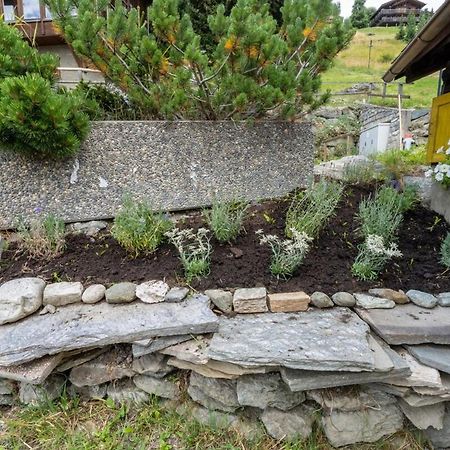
{"left": 203, "top": 200, "right": 248, "bottom": 243}
{"left": 0, "top": 235, "right": 8, "bottom": 260}
{"left": 285, "top": 180, "right": 344, "bottom": 239}
{"left": 441, "top": 233, "right": 450, "bottom": 269}
{"left": 165, "top": 228, "right": 212, "bottom": 283}
{"left": 111, "top": 196, "right": 172, "bottom": 256}
{"left": 342, "top": 160, "right": 384, "bottom": 185}
{"left": 16, "top": 213, "right": 65, "bottom": 259}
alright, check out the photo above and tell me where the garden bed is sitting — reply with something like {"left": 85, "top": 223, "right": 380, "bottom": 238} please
{"left": 1, "top": 185, "right": 449, "bottom": 295}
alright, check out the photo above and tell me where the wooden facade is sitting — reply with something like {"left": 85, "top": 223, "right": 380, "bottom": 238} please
{"left": 370, "top": 0, "right": 425, "bottom": 26}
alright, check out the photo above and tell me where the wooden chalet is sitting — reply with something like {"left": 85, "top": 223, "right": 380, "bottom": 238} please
{"left": 370, "top": 0, "right": 426, "bottom": 26}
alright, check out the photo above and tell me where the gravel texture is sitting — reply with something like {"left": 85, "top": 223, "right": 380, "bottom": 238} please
{"left": 0, "top": 121, "right": 313, "bottom": 229}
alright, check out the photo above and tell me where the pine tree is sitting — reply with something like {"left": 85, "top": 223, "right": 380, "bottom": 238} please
{"left": 404, "top": 13, "right": 417, "bottom": 42}
{"left": 350, "top": 0, "right": 369, "bottom": 29}
{"left": 46, "top": 0, "right": 354, "bottom": 120}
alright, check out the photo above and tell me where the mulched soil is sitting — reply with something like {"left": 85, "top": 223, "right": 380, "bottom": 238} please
{"left": 1, "top": 185, "right": 449, "bottom": 295}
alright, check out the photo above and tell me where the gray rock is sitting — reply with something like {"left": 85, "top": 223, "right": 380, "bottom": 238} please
{"left": 438, "top": 293, "right": 450, "bottom": 307}
{"left": 0, "top": 296, "right": 218, "bottom": 367}
{"left": 369, "top": 288, "right": 409, "bottom": 304}
{"left": 165, "top": 287, "right": 189, "bottom": 303}
{"left": 205, "top": 289, "right": 233, "bottom": 313}
{"left": 132, "top": 335, "right": 192, "bottom": 358}
{"left": 0, "top": 278, "right": 45, "bottom": 325}
{"left": 82, "top": 284, "right": 106, "bottom": 304}
{"left": 159, "top": 336, "right": 210, "bottom": 365}
{"left": 425, "top": 404, "right": 450, "bottom": 449}
{"left": 310, "top": 292, "right": 333, "bottom": 308}
{"left": 69, "top": 383, "right": 107, "bottom": 400}
{"left": 406, "top": 290, "right": 438, "bottom": 309}
{"left": 107, "top": 379, "right": 149, "bottom": 404}
{"left": 398, "top": 399, "right": 444, "bottom": 430}
{"left": 208, "top": 308, "right": 376, "bottom": 371}
{"left": 187, "top": 372, "right": 239, "bottom": 412}
{"left": 233, "top": 287, "right": 268, "bottom": 313}
{"left": 132, "top": 353, "right": 173, "bottom": 378}
{"left": 405, "top": 344, "right": 450, "bottom": 375}
{"left": 105, "top": 282, "right": 137, "bottom": 304}
{"left": 133, "top": 375, "right": 179, "bottom": 400}
{"left": 39, "top": 304, "right": 56, "bottom": 315}
{"left": 355, "top": 293, "right": 395, "bottom": 309}
{"left": 355, "top": 304, "right": 450, "bottom": 345}
{"left": 0, "top": 378, "right": 14, "bottom": 395}
{"left": 57, "top": 348, "right": 108, "bottom": 373}
{"left": 178, "top": 402, "right": 237, "bottom": 428}
{"left": 19, "top": 374, "right": 65, "bottom": 405}
{"left": 0, "top": 394, "right": 13, "bottom": 406}
{"left": 136, "top": 280, "right": 169, "bottom": 304}
{"left": 237, "top": 373, "right": 305, "bottom": 411}
{"left": 331, "top": 292, "right": 355, "bottom": 307}
{"left": 71, "top": 221, "right": 107, "bottom": 236}
{"left": 261, "top": 405, "right": 315, "bottom": 441}
{"left": 43, "top": 282, "right": 83, "bottom": 307}
{"left": 69, "top": 346, "right": 133, "bottom": 387}
{"left": 322, "top": 404, "right": 404, "bottom": 447}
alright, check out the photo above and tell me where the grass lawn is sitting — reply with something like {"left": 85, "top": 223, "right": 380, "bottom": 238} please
{"left": 322, "top": 27, "right": 440, "bottom": 109}
{"left": 0, "top": 396, "right": 429, "bottom": 450}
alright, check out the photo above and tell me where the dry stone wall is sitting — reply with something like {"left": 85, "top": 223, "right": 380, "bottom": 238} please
{"left": 1, "top": 278, "right": 450, "bottom": 448}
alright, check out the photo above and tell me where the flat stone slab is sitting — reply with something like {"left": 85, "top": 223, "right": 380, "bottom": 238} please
{"left": 208, "top": 308, "right": 376, "bottom": 372}
{"left": 0, "top": 296, "right": 218, "bottom": 366}
{"left": 356, "top": 304, "right": 450, "bottom": 345}
{"left": 406, "top": 344, "right": 450, "bottom": 375}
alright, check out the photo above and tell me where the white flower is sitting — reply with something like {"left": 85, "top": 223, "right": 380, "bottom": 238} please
{"left": 366, "top": 235, "right": 402, "bottom": 258}
{"left": 424, "top": 169, "right": 433, "bottom": 178}
{"left": 446, "top": 148, "right": 450, "bottom": 155}
{"left": 436, "top": 172, "right": 444, "bottom": 182}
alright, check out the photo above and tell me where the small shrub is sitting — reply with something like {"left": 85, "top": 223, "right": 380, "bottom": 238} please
{"left": 0, "top": 74, "right": 90, "bottom": 158}
{"left": 17, "top": 213, "right": 65, "bottom": 259}
{"left": 203, "top": 200, "right": 248, "bottom": 243}
{"left": 111, "top": 197, "right": 172, "bottom": 256}
{"left": 257, "top": 228, "right": 312, "bottom": 279}
{"left": 378, "top": 53, "right": 393, "bottom": 64}
{"left": 285, "top": 180, "right": 344, "bottom": 238}
{"left": 165, "top": 228, "right": 212, "bottom": 283}
{"left": 441, "top": 233, "right": 450, "bottom": 269}
{"left": 342, "top": 160, "right": 384, "bottom": 185}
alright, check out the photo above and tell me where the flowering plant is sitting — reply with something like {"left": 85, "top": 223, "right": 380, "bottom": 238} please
{"left": 256, "top": 228, "right": 312, "bottom": 279}
{"left": 425, "top": 141, "right": 450, "bottom": 188}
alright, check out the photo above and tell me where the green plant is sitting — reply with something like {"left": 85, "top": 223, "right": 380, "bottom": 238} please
{"left": 285, "top": 180, "right": 344, "bottom": 238}
{"left": 0, "top": 74, "right": 90, "bottom": 158}
{"left": 342, "top": 160, "right": 384, "bottom": 184}
{"left": 441, "top": 233, "right": 450, "bottom": 269}
{"left": 165, "top": 227, "right": 212, "bottom": 283}
{"left": 203, "top": 200, "right": 248, "bottom": 243}
{"left": 17, "top": 213, "right": 66, "bottom": 259}
{"left": 375, "top": 148, "right": 426, "bottom": 182}
{"left": 111, "top": 196, "right": 173, "bottom": 256}
{"left": 350, "top": 0, "right": 369, "bottom": 29}
{"left": 0, "top": 235, "right": 8, "bottom": 260}
{"left": 47, "top": 0, "right": 354, "bottom": 120}
{"left": 378, "top": 53, "right": 393, "bottom": 64}
{"left": 256, "top": 228, "right": 312, "bottom": 278}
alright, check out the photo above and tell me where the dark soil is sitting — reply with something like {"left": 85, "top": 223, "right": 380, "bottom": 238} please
{"left": 1, "top": 185, "right": 449, "bottom": 295}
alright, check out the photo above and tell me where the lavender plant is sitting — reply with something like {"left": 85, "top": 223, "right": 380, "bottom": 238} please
{"left": 441, "top": 233, "right": 450, "bottom": 269}
{"left": 256, "top": 228, "right": 312, "bottom": 279}
{"left": 165, "top": 228, "right": 212, "bottom": 283}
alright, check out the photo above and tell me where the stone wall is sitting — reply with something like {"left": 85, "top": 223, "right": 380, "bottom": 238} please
{"left": 0, "top": 121, "right": 313, "bottom": 229}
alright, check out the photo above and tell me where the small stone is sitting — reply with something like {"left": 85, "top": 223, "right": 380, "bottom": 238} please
{"left": 438, "top": 293, "right": 450, "bottom": 307}
{"left": 107, "top": 379, "right": 149, "bottom": 404}
{"left": 267, "top": 292, "right": 310, "bottom": 313}
{"left": 310, "top": 292, "right": 333, "bottom": 308}
{"left": 230, "top": 247, "right": 243, "bottom": 259}
{"left": 0, "top": 394, "right": 13, "bottom": 406}
{"left": 355, "top": 294, "right": 395, "bottom": 309}
{"left": 233, "top": 287, "right": 267, "bottom": 313}
{"left": 105, "top": 282, "right": 137, "bottom": 304}
{"left": 69, "top": 383, "right": 107, "bottom": 400}
{"left": 165, "top": 287, "right": 189, "bottom": 303}
{"left": 406, "top": 290, "right": 438, "bottom": 309}
{"left": 369, "top": 288, "right": 409, "bottom": 304}
{"left": 332, "top": 292, "right": 355, "bottom": 307}
{"left": 39, "top": 304, "right": 56, "bottom": 315}
{"left": 71, "top": 221, "right": 107, "bottom": 236}
{"left": 398, "top": 399, "right": 444, "bottom": 430}
{"left": 19, "top": 374, "right": 65, "bottom": 405}
{"left": 205, "top": 289, "right": 233, "bottom": 313}
{"left": 133, "top": 375, "right": 179, "bottom": 400}
{"left": 177, "top": 402, "right": 238, "bottom": 428}
{"left": 261, "top": 405, "right": 314, "bottom": 441}
{"left": 0, "top": 379, "right": 15, "bottom": 395}
{"left": 82, "top": 284, "right": 106, "bottom": 304}
{"left": 132, "top": 353, "right": 173, "bottom": 378}
{"left": 0, "top": 278, "right": 45, "bottom": 325}
{"left": 136, "top": 280, "right": 169, "bottom": 304}
{"left": 43, "top": 282, "right": 83, "bottom": 307}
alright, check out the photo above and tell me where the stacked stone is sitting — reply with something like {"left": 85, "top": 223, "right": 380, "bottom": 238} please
{"left": 1, "top": 279, "right": 450, "bottom": 448}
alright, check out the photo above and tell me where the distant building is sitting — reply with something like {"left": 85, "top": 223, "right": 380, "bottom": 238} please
{"left": 370, "top": 0, "right": 426, "bottom": 26}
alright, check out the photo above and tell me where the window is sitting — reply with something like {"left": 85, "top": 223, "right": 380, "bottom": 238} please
{"left": 3, "top": 0, "right": 17, "bottom": 22}
{"left": 23, "top": 0, "right": 41, "bottom": 20}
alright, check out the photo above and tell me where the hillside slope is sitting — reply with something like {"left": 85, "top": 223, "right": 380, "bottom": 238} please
{"left": 322, "top": 27, "right": 439, "bottom": 109}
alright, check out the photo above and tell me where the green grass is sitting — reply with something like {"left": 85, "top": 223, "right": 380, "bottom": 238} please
{"left": 0, "top": 396, "right": 429, "bottom": 450}
{"left": 322, "top": 27, "right": 439, "bottom": 109}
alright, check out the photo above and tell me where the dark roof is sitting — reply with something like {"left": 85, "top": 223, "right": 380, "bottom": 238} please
{"left": 371, "top": 0, "right": 426, "bottom": 18}
{"left": 383, "top": 0, "right": 450, "bottom": 82}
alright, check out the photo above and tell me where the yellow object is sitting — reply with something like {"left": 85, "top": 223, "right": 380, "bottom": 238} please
{"left": 427, "top": 92, "right": 450, "bottom": 163}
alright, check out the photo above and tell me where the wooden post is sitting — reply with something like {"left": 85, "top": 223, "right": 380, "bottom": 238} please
{"left": 398, "top": 87, "right": 403, "bottom": 150}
